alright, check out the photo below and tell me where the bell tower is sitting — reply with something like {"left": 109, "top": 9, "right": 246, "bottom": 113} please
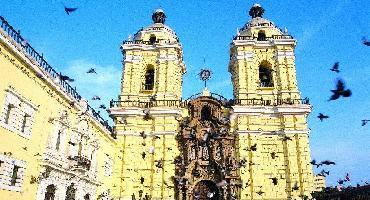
{"left": 120, "top": 9, "right": 186, "bottom": 102}
{"left": 110, "top": 9, "right": 186, "bottom": 199}
{"left": 229, "top": 4, "right": 314, "bottom": 199}
{"left": 229, "top": 3, "right": 301, "bottom": 103}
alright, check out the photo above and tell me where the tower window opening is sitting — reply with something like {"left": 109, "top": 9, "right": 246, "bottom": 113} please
{"left": 201, "top": 105, "right": 212, "bottom": 121}
{"left": 149, "top": 35, "right": 156, "bottom": 44}
{"left": 144, "top": 67, "right": 155, "bottom": 91}
{"left": 259, "top": 62, "right": 274, "bottom": 87}
{"left": 257, "top": 31, "right": 266, "bottom": 41}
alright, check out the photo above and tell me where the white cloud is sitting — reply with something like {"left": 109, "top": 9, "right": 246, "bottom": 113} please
{"left": 61, "top": 59, "right": 121, "bottom": 121}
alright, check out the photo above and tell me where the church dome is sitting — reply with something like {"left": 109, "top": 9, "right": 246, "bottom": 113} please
{"left": 238, "top": 4, "right": 286, "bottom": 38}
{"left": 132, "top": 9, "right": 179, "bottom": 43}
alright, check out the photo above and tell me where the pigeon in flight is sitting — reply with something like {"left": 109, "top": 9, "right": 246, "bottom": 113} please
{"left": 99, "top": 104, "right": 106, "bottom": 109}
{"left": 329, "top": 79, "right": 352, "bottom": 101}
{"left": 59, "top": 74, "right": 74, "bottom": 82}
{"left": 320, "top": 160, "right": 335, "bottom": 166}
{"left": 139, "top": 131, "right": 146, "bottom": 139}
{"left": 250, "top": 144, "right": 257, "bottom": 151}
{"left": 318, "top": 169, "right": 330, "bottom": 177}
{"left": 270, "top": 177, "right": 278, "bottom": 185}
{"left": 310, "top": 159, "right": 322, "bottom": 168}
{"left": 362, "top": 37, "right": 370, "bottom": 46}
{"left": 64, "top": 6, "right": 78, "bottom": 15}
{"left": 361, "top": 120, "right": 370, "bottom": 126}
{"left": 317, "top": 113, "right": 329, "bottom": 122}
{"left": 87, "top": 68, "right": 97, "bottom": 74}
{"left": 281, "top": 135, "right": 292, "bottom": 141}
{"left": 292, "top": 182, "right": 299, "bottom": 190}
{"left": 330, "top": 62, "right": 340, "bottom": 73}
{"left": 92, "top": 95, "right": 101, "bottom": 100}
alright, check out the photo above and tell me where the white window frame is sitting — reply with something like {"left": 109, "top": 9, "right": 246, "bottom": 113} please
{"left": 0, "top": 155, "right": 27, "bottom": 192}
{"left": 0, "top": 86, "right": 37, "bottom": 139}
{"left": 103, "top": 154, "right": 113, "bottom": 177}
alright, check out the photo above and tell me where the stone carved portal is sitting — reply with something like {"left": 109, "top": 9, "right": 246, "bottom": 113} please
{"left": 175, "top": 96, "right": 241, "bottom": 200}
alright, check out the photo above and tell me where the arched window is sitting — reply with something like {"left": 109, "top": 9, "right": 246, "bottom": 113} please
{"left": 149, "top": 35, "right": 156, "bottom": 44}
{"left": 201, "top": 106, "right": 212, "bottom": 121}
{"left": 66, "top": 184, "right": 76, "bottom": 200}
{"left": 257, "top": 30, "right": 266, "bottom": 41}
{"left": 259, "top": 61, "right": 274, "bottom": 87}
{"left": 44, "top": 184, "right": 56, "bottom": 200}
{"left": 144, "top": 66, "right": 155, "bottom": 90}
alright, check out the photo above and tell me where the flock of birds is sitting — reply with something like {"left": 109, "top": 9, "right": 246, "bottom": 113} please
{"left": 57, "top": 3, "right": 370, "bottom": 192}
{"left": 313, "top": 37, "right": 370, "bottom": 188}
{"left": 59, "top": 66, "right": 108, "bottom": 113}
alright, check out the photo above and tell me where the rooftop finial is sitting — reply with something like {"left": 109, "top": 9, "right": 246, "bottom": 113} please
{"left": 152, "top": 9, "right": 166, "bottom": 24}
{"left": 249, "top": 3, "right": 265, "bottom": 18}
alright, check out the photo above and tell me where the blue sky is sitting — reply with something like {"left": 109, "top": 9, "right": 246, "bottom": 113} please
{"left": 1, "top": 0, "right": 369, "bottom": 186}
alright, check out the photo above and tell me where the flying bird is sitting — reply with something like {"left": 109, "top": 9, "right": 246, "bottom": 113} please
{"left": 270, "top": 177, "right": 278, "bottom": 185}
{"left": 318, "top": 169, "right": 330, "bottom": 177}
{"left": 92, "top": 95, "right": 101, "bottom": 100}
{"left": 250, "top": 144, "right": 257, "bottom": 151}
{"left": 329, "top": 79, "right": 352, "bottom": 101}
{"left": 256, "top": 191, "right": 264, "bottom": 195}
{"left": 139, "top": 131, "right": 146, "bottom": 139}
{"left": 99, "top": 104, "right": 106, "bottom": 109}
{"left": 362, "top": 37, "right": 370, "bottom": 46}
{"left": 292, "top": 182, "right": 299, "bottom": 190}
{"left": 281, "top": 135, "right": 292, "bottom": 141}
{"left": 59, "top": 74, "right": 74, "bottom": 82}
{"left": 361, "top": 119, "right": 370, "bottom": 126}
{"left": 310, "top": 159, "right": 322, "bottom": 168}
{"left": 330, "top": 62, "right": 340, "bottom": 73}
{"left": 338, "top": 179, "right": 344, "bottom": 185}
{"left": 317, "top": 113, "right": 329, "bottom": 122}
{"left": 87, "top": 68, "right": 97, "bottom": 74}
{"left": 64, "top": 6, "right": 78, "bottom": 15}
{"left": 345, "top": 173, "right": 350, "bottom": 182}
{"left": 320, "top": 160, "right": 335, "bottom": 166}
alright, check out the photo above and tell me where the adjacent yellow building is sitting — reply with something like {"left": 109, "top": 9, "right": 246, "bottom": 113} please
{"left": 0, "top": 16, "right": 119, "bottom": 200}
{"left": 1, "top": 3, "right": 316, "bottom": 200}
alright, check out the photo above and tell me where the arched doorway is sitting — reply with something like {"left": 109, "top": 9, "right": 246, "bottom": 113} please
{"left": 193, "top": 180, "right": 219, "bottom": 200}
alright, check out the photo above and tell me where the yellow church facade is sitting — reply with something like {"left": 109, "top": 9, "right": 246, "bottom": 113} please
{"left": 0, "top": 3, "right": 318, "bottom": 200}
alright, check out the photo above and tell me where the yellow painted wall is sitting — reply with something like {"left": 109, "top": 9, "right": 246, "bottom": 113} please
{"left": 0, "top": 24, "right": 118, "bottom": 200}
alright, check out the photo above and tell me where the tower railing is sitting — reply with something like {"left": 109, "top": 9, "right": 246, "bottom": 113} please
{"left": 110, "top": 97, "right": 309, "bottom": 108}
{"left": 110, "top": 99, "right": 186, "bottom": 108}
{"left": 0, "top": 16, "right": 114, "bottom": 136}
{"left": 233, "top": 34, "right": 293, "bottom": 41}
{"left": 122, "top": 38, "right": 178, "bottom": 45}
{"left": 234, "top": 97, "right": 309, "bottom": 106}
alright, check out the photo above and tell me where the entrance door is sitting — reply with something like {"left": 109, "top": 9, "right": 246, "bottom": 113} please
{"left": 193, "top": 180, "right": 219, "bottom": 200}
